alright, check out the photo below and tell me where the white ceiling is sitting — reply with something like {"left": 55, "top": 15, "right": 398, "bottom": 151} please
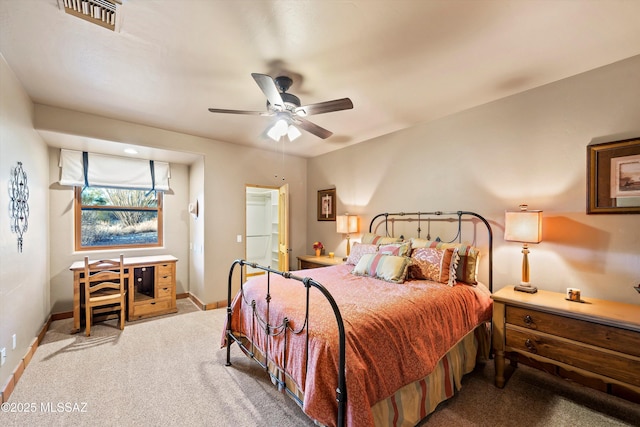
{"left": 2, "top": 0, "right": 640, "bottom": 160}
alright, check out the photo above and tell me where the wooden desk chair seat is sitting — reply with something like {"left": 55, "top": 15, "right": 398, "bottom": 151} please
{"left": 83, "top": 255, "right": 126, "bottom": 336}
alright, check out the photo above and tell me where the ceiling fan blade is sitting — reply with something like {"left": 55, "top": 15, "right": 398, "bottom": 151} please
{"left": 251, "top": 73, "right": 284, "bottom": 109}
{"left": 294, "top": 117, "right": 333, "bottom": 139}
{"left": 207, "top": 108, "right": 267, "bottom": 115}
{"left": 295, "top": 98, "right": 353, "bottom": 116}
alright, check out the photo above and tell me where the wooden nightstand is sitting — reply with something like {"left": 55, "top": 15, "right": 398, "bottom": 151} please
{"left": 492, "top": 286, "right": 640, "bottom": 401}
{"left": 297, "top": 255, "right": 344, "bottom": 270}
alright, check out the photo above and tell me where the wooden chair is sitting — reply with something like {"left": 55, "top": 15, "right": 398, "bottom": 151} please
{"left": 83, "top": 255, "right": 126, "bottom": 336}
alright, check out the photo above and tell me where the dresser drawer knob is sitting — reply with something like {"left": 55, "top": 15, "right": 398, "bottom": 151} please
{"left": 523, "top": 315, "right": 533, "bottom": 326}
{"left": 525, "top": 338, "right": 537, "bottom": 353}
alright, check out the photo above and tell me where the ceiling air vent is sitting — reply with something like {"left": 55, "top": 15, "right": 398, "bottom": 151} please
{"left": 61, "top": 0, "right": 121, "bottom": 31}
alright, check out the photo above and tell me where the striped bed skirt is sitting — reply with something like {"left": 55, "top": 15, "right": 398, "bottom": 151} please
{"left": 234, "top": 322, "right": 490, "bottom": 427}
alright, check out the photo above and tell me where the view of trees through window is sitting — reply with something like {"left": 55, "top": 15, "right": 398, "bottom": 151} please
{"left": 76, "top": 187, "right": 162, "bottom": 249}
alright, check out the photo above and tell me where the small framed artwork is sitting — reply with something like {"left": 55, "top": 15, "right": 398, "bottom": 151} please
{"left": 587, "top": 137, "right": 640, "bottom": 214}
{"left": 317, "top": 188, "right": 336, "bottom": 221}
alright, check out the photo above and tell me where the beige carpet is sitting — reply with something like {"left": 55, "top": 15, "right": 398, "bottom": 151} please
{"left": 2, "top": 299, "right": 639, "bottom": 426}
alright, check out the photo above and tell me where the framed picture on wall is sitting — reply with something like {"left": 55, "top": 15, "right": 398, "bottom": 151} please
{"left": 317, "top": 188, "right": 336, "bottom": 221}
{"left": 587, "top": 137, "right": 640, "bottom": 214}
{"left": 610, "top": 154, "right": 640, "bottom": 198}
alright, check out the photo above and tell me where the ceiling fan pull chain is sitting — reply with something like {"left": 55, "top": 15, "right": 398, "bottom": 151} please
{"left": 280, "top": 138, "right": 286, "bottom": 181}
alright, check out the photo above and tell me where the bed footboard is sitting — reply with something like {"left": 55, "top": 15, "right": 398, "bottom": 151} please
{"left": 226, "top": 260, "right": 347, "bottom": 427}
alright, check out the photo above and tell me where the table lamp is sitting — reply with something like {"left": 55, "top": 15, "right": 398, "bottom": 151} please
{"left": 336, "top": 214, "right": 359, "bottom": 256}
{"left": 504, "top": 204, "right": 542, "bottom": 293}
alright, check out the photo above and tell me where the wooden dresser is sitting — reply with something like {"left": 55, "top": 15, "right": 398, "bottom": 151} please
{"left": 70, "top": 255, "right": 178, "bottom": 332}
{"left": 492, "top": 287, "right": 640, "bottom": 400}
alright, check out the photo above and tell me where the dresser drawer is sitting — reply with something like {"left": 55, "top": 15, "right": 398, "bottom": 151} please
{"left": 156, "top": 263, "right": 174, "bottom": 287}
{"left": 157, "top": 273, "right": 174, "bottom": 286}
{"left": 506, "top": 306, "right": 640, "bottom": 357}
{"left": 156, "top": 285, "right": 174, "bottom": 299}
{"left": 157, "top": 263, "right": 175, "bottom": 277}
{"left": 506, "top": 327, "right": 640, "bottom": 387}
{"left": 131, "top": 299, "right": 175, "bottom": 318}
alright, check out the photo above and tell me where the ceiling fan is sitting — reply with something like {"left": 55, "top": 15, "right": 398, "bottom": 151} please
{"left": 208, "top": 73, "right": 353, "bottom": 140}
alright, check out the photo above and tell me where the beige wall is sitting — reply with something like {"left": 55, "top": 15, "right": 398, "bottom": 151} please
{"left": 188, "top": 157, "right": 205, "bottom": 303}
{"left": 35, "top": 105, "right": 308, "bottom": 306}
{"left": 2, "top": 49, "right": 639, "bottom": 397}
{"left": 308, "top": 55, "right": 640, "bottom": 304}
{"left": 0, "top": 55, "right": 50, "bottom": 392}
{"left": 47, "top": 147, "right": 191, "bottom": 312}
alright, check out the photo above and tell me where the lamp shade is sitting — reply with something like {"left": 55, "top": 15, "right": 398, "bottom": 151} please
{"left": 336, "top": 215, "right": 359, "bottom": 234}
{"left": 504, "top": 207, "right": 542, "bottom": 243}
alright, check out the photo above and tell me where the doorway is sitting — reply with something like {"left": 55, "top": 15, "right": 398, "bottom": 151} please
{"left": 245, "top": 184, "right": 289, "bottom": 275}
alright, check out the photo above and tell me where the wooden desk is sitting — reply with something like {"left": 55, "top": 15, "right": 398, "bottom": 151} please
{"left": 69, "top": 255, "right": 178, "bottom": 333}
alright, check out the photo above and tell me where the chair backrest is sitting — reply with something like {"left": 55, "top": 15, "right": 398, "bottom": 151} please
{"left": 83, "top": 255, "right": 125, "bottom": 301}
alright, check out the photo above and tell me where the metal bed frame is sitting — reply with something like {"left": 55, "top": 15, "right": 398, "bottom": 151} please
{"left": 225, "top": 210, "right": 493, "bottom": 427}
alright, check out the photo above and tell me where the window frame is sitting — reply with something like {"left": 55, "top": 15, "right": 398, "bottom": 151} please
{"left": 74, "top": 186, "right": 164, "bottom": 251}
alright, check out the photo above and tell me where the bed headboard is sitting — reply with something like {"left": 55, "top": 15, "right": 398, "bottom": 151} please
{"left": 368, "top": 211, "right": 493, "bottom": 292}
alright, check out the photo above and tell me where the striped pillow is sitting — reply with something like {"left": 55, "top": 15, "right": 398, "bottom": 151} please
{"left": 361, "top": 233, "right": 402, "bottom": 245}
{"left": 378, "top": 242, "right": 412, "bottom": 257}
{"left": 410, "top": 238, "right": 433, "bottom": 248}
{"left": 352, "top": 253, "right": 411, "bottom": 284}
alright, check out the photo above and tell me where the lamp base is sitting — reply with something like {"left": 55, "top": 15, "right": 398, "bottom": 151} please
{"left": 514, "top": 284, "right": 538, "bottom": 294}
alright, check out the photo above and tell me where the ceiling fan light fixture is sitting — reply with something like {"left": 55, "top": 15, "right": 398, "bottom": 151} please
{"left": 287, "top": 125, "right": 301, "bottom": 141}
{"left": 208, "top": 73, "right": 353, "bottom": 140}
{"left": 267, "top": 126, "right": 282, "bottom": 141}
{"left": 267, "top": 119, "right": 289, "bottom": 141}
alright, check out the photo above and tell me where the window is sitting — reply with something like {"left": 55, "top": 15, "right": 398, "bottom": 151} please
{"left": 75, "top": 186, "right": 163, "bottom": 251}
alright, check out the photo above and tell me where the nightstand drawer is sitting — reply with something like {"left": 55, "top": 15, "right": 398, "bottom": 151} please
{"left": 297, "top": 255, "right": 344, "bottom": 270}
{"left": 506, "top": 306, "right": 640, "bottom": 357}
{"left": 299, "top": 259, "right": 322, "bottom": 269}
{"left": 506, "top": 327, "right": 640, "bottom": 388}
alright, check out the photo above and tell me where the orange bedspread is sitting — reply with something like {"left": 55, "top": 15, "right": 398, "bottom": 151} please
{"left": 223, "top": 264, "right": 492, "bottom": 427}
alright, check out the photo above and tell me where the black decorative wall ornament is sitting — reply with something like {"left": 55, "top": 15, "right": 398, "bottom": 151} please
{"left": 9, "top": 161, "right": 29, "bottom": 252}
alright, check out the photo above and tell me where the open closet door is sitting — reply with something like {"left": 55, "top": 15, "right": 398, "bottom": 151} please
{"left": 278, "top": 183, "right": 290, "bottom": 271}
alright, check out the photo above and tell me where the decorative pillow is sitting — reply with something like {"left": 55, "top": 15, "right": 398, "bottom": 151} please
{"left": 378, "top": 242, "right": 412, "bottom": 257}
{"left": 345, "top": 242, "right": 378, "bottom": 265}
{"left": 361, "top": 233, "right": 402, "bottom": 245}
{"left": 352, "top": 253, "right": 411, "bottom": 284}
{"left": 409, "top": 247, "right": 459, "bottom": 286}
{"left": 410, "top": 238, "right": 433, "bottom": 249}
{"left": 426, "top": 242, "right": 480, "bottom": 285}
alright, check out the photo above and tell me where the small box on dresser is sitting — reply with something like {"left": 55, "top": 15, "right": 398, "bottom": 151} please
{"left": 492, "top": 286, "right": 640, "bottom": 403}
